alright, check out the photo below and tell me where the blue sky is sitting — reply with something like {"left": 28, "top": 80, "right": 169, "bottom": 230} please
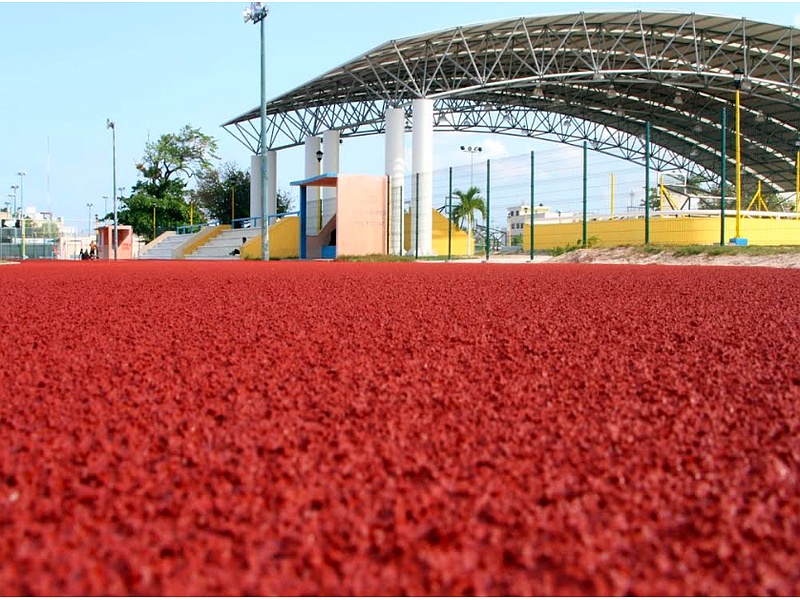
{"left": 1, "top": 1, "right": 798, "bottom": 232}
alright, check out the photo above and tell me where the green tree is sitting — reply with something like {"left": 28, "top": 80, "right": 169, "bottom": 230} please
{"left": 136, "top": 125, "right": 219, "bottom": 188}
{"left": 194, "top": 163, "right": 250, "bottom": 225}
{"left": 117, "top": 125, "right": 218, "bottom": 239}
{"left": 118, "top": 179, "right": 193, "bottom": 241}
{"left": 194, "top": 163, "right": 295, "bottom": 225}
{"left": 451, "top": 185, "right": 486, "bottom": 255}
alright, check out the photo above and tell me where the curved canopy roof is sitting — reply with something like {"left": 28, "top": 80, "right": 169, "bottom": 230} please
{"left": 223, "top": 11, "right": 800, "bottom": 192}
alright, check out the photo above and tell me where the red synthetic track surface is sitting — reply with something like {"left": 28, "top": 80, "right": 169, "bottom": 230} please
{"left": 0, "top": 260, "right": 799, "bottom": 595}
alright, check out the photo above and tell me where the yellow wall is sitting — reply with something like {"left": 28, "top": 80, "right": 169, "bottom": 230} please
{"left": 523, "top": 216, "right": 800, "bottom": 251}
{"left": 404, "top": 210, "right": 471, "bottom": 256}
{"left": 241, "top": 216, "right": 300, "bottom": 259}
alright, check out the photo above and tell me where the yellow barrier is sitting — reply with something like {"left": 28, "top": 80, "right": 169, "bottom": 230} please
{"left": 523, "top": 216, "right": 800, "bottom": 251}
{"left": 404, "top": 210, "right": 471, "bottom": 255}
{"left": 241, "top": 216, "right": 301, "bottom": 259}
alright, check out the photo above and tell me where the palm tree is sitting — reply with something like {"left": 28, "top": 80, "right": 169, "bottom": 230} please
{"left": 451, "top": 185, "right": 486, "bottom": 255}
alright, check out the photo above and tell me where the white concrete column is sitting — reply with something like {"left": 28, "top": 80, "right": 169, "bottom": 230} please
{"left": 322, "top": 130, "right": 340, "bottom": 227}
{"left": 267, "top": 151, "right": 277, "bottom": 220}
{"left": 250, "top": 154, "right": 262, "bottom": 223}
{"left": 385, "top": 107, "right": 405, "bottom": 255}
{"left": 411, "top": 98, "right": 434, "bottom": 255}
{"left": 250, "top": 151, "right": 278, "bottom": 226}
{"left": 304, "top": 136, "right": 322, "bottom": 235}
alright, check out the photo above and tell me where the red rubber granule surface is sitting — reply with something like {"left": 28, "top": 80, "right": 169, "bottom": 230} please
{"left": 0, "top": 260, "right": 799, "bottom": 595}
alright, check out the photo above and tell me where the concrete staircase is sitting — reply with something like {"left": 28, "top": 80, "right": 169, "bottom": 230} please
{"left": 185, "top": 228, "right": 258, "bottom": 260}
{"left": 139, "top": 232, "right": 195, "bottom": 259}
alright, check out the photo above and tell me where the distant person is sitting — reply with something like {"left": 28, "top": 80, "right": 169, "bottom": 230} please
{"left": 230, "top": 237, "right": 247, "bottom": 256}
{"left": 89, "top": 240, "right": 97, "bottom": 258}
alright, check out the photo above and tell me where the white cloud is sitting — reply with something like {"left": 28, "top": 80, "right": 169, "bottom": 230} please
{"left": 480, "top": 138, "right": 511, "bottom": 160}
{"left": 794, "top": 14, "right": 800, "bottom": 27}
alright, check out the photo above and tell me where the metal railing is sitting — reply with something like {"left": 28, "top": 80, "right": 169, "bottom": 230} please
{"left": 175, "top": 223, "right": 208, "bottom": 235}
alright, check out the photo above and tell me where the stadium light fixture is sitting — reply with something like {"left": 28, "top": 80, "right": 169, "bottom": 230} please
{"left": 460, "top": 145, "right": 483, "bottom": 187}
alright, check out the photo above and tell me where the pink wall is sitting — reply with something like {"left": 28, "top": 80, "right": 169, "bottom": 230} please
{"left": 335, "top": 174, "right": 387, "bottom": 257}
{"left": 97, "top": 225, "right": 134, "bottom": 259}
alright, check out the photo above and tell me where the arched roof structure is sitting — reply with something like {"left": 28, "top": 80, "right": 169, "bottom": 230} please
{"left": 222, "top": 11, "right": 800, "bottom": 192}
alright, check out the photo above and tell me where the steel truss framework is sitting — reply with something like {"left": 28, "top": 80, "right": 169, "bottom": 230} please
{"left": 223, "top": 11, "right": 800, "bottom": 192}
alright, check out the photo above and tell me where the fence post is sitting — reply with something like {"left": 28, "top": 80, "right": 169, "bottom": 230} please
{"left": 530, "top": 150, "right": 535, "bottom": 261}
{"left": 415, "top": 173, "right": 419, "bottom": 259}
{"left": 720, "top": 107, "right": 727, "bottom": 246}
{"left": 485, "top": 159, "right": 491, "bottom": 260}
{"left": 645, "top": 121, "right": 651, "bottom": 245}
{"left": 582, "top": 141, "right": 588, "bottom": 248}
{"left": 447, "top": 167, "right": 453, "bottom": 261}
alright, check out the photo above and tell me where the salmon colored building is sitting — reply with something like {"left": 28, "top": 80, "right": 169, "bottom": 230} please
{"left": 96, "top": 225, "right": 135, "bottom": 259}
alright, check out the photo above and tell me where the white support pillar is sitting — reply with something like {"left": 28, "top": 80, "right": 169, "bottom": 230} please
{"left": 267, "top": 151, "right": 277, "bottom": 221}
{"left": 250, "top": 151, "right": 278, "bottom": 226}
{"left": 411, "top": 98, "right": 434, "bottom": 255}
{"left": 304, "top": 136, "right": 322, "bottom": 235}
{"left": 250, "top": 154, "right": 262, "bottom": 224}
{"left": 322, "top": 130, "right": 340, "bottom": 227}
{"left": 385, "top": 107, "right": 405, "bottom": 255}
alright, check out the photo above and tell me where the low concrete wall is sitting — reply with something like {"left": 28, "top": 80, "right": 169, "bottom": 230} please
{"left": 404, "top": 210, "right": 470, "bottom": 256}
{"left": 523, "top": 216, "right": 800, "bottom": 250}
{"left": 241, "top": 217, "right": 300, "bottom": 260}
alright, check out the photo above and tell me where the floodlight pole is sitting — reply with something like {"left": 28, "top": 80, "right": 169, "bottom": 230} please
{"left": 244, "top": 3, "right": 270, "bottom": 261}
{"left": 16, "top": 172, "right": 25, "bottom": 217}
{"left": 107, "top": 119, "right": 118, "bottom": 260}
{"left": 732, "top": 67, "right": 744, "bottom": 240}
{"left": 460, "top": 146, "right": 482, "bottom": 187}
{"left": 87, "top": 203, "right": 94, "bottom": 236}
{"left": 10, "top": 185, "right": 18, "bottom": 216}
{"left": 259, "top": 10, "right": 268, "bottom": 261}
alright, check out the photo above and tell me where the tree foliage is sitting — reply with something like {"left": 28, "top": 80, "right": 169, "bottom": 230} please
{"left": 118, "top": 179, "right": 193, "bottom": 241}
{"left": 194, "top": 163, "right": 295, "bottom": 225}
{"left": 451, "top": 186, "right": 486, "bottom": 255}
{"left": 135, "top": 125, "right": 219, "bottom": 188}
{"left": 116, "top": 125, "right": 218, "bottom": 240}
{"left": 451, "top": 186, "right": 486, "bottom": 229}
{"left": 194, "top": 163, "right": 250, "bottom": 225}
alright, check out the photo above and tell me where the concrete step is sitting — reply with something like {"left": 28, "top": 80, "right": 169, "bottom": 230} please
{"left": 185, "top": 229, "right": 258, "bottom": 260}
{"left": 140, "top": 234, "right": 194, "bottom": 259}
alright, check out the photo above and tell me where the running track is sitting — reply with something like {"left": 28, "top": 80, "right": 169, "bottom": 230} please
{"left": 0, "top": 260, "right": 798, "bottom": 595}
